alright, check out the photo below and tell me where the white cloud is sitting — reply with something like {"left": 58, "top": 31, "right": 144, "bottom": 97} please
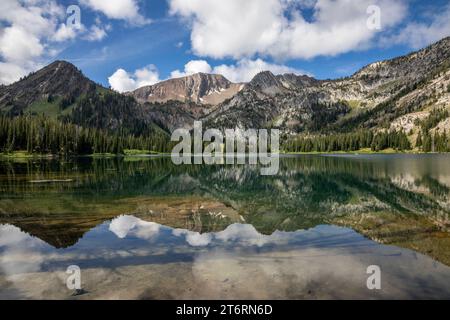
{"left": 108, "top": 65, "right": 160, "bottom": 92}
{"left": 0, "top": 0, "right": 109, "bottom": 85}
{"left": 0, "top": 26, "right": 44, "bottom": 63}
{"left": 52, "top": 23, "right": 80, "bottom": 42}
{"left": 80, "top": 0, "right": 150, "bottom": 25}
{"left": 171, "top": 59, "right": 308, "bottom": 83}
{"left": 0, "top": 0, "right": 65, "bottom": 84}
{"left": 213, "top": 58, "right": 308, "bottom": 83}
{"left": 385, "top": 4, "right": 450, "bottom": 49}
{"left": 84, "top": 24, "right": 109, "bottom": 41}
{"left": 0, "top": 62, "right": 28, "bottom": 84}
{"left": 170, "top": 60, "right": 212, "bottom": 78}
{"left": 108, "top": 69, "right": 139, "bottom": 92}
{"left": 169, "top": 0, "right": 407, "bottom": 59}
{"left": 112, "top": 58, "right": 308, "bottom": 90}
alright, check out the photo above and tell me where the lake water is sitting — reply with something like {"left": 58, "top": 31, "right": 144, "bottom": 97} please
{"left": 0, "top": 154, "right": 449, "bottom": 299}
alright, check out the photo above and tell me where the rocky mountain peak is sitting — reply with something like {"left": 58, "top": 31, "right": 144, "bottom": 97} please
{"left": 249, "top": 71, "right": 280, "bottom": 89}
{"left": 0, "top": 60, "right": 96, "bottom": 112}
{"left": 353, "top": 36, "right": 450, "bottom": 85}
{"left": 131, "top": 72, "right": 244, "bottom": 106}
{"left": 247, "top": 71, "right": 318, "bottom": 96}
{"left": 277, "top": 73, "right": 319, "bottom": 89}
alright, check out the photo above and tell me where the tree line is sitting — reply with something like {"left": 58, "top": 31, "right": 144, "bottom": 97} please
{"left": 285, "top": 106, "right": 450, "bottom": 153}
{"left": 416, "top": 130, "right": 450, "bottom": 152}
{"left": 283, "top": 130, "right": 412, "bottom": 153}
{"left": 415, "top": 108, "right": 450, "bottom": 152}
{"left": 0, "top": 115, "right": 172, "bottom": 155}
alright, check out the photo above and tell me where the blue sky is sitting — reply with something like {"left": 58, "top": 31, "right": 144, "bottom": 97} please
{"left": 1, "top": 0, "right": 450, "bottom": 90}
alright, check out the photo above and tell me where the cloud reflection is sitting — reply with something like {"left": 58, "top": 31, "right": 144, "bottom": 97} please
{"left": 0, "top": 225, "right": 47, "bottom": 276}
{"left": 109, "top": 215, "right": 160, "bottom": 240}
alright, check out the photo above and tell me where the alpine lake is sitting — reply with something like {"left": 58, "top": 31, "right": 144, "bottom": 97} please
{"left": 1, "top": 154, "right": 450, "bottom": 299}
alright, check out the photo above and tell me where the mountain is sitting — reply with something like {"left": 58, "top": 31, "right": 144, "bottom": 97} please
{"left": 131, "top": 72, "right": 244, "bottom": 106}
{"left": 1, "top": 37, "right": 450, "bottom": 145}
{"left": 204, "top": 71, "right": 349, "bottom": 132}
{"left": 0, "top": 61, "right": 97, "bottom": 116}
{"left": 205, "top": 37, "right": 450, "bottom": 136}
{"left": 0, "top": 61, "right": 164, "bottom": 136}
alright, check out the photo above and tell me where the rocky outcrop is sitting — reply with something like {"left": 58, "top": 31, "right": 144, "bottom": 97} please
{"left": 131, "top": 73, "right": 244, "bottom": 106}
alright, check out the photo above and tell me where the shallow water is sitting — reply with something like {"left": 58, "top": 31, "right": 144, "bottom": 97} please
{"left": 0, "top": 155, "right": 449, "bottom": 299}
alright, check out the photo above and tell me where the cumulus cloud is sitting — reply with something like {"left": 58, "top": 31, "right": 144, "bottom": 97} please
{"left": 169, "top": 0, "right": 407, "bottom": 59}
{"left": 384, "top": 3, "right": 450, "bottom": 49}
{"left": 108, "top": 65, "right": 160, "bottom": 92}
{"left": 111, "top": 58, "right": 308, "bottom": 90}
{"left": 80, "top": 0, "right": 150, "bottom": 25}
{"left": 171, "top": 59, "right": 308, "bottom": 83}
{"left": 213, "top": 58, "right": 308, "bottom": 83}
{"left": 0, "top": 26, "right": 44, "bottom": 63}
{"left": 0, "top": 0, "right": 109, "bottom": 85}
{"left": 170, "top": 60, "right": 212, "bottom": 78}
{"left": 0, "top": 62, "right": 29, "bottom": 85}
{"left": 0, "top": 0, "right": 65, "bottom": 84}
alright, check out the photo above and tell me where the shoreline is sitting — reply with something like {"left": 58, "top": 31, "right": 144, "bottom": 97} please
{"left": 1, "top": 148, "right": 449, "bottom": 159}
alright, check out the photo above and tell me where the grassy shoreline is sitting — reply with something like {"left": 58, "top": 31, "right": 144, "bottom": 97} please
{"left": 0, "top": 150, "right": 169, "bottom": 159}
{"left": 281, "top": 148, "right": 447, "bottom": 155}
{"left": 1, "top": 149, "right": 448, "bottom": 159}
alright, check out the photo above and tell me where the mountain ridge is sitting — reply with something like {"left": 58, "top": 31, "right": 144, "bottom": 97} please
{"left": 1, "top": 37, "right": 449, "bottom": 145}
{"left": 131, "top": 72, "right": 244, "bottom": 106}
{"left": 0, "top": 60, "right": 97, "bottom": 115}
{"left": 206, "top": 37, "right": 450, "bottom": 135}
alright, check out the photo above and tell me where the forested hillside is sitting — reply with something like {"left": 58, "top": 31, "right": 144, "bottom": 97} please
{"left": 0, "top": 115, "right": 172, "bottom": 155}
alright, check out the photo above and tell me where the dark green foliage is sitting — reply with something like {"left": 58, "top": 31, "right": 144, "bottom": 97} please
{"left": 414, "top": 108, "right": 450, "bottom": 152}
{"left": 370, "top": 131, "right": 411, "bottom": 151}
{"left": 47, "top": 94, "right": 55, "bottom": 103}
{"left": 417, "top": 130, "right": 450, "bottom": 152}
{"left": 59, "top": 94, "right": 76, "bottom": 110}
{"left": 307, "top": 101, "right": 351, "bottom": 132}
{"left": 420, "top": 108, "right": 449, "bottom": 132}
{"left": 283, "top": 130, "right": 412, "bottom": 153}
{"left": 416, "top": 132, "right": 422, "bottom": 148}
{"left": 0, "top": 115, "right": 172, "bottom": 155}
{"left": 434, "top": 131, "right": 450, "bottom": 152}
{"left": 65, "top": 91, "right": 153, "bottom": 136}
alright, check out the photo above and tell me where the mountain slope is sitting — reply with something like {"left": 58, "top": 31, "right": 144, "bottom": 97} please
{"left": 330, "top": 37, "right": 450, "bottom": 133}
{"left": 204, "top": 71, "right": 349, "bottom": 132}
{"left": 205, "top": 37, "right": 450, "bottom": 135}
{"left": 0, "top": 61, "right": 97, "bottom": 116}
{"left": 0, "top": 61, "right": 166, "bottom": 137}
{"left": 1, "top": 37, "right": 449, "bottom": 142}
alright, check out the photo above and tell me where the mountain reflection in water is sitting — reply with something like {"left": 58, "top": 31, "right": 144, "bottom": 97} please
{"left": 0, "top": 155, "right": 449, "bottom": 299}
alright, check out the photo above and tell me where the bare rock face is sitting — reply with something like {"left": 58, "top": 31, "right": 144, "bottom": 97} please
{"left": 131, "top": 73, "right": 244, "bottom": 106}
